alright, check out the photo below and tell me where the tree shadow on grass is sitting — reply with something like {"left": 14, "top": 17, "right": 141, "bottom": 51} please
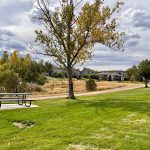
{"left": 77, "top": 98, "right": 150, "bottom": 115}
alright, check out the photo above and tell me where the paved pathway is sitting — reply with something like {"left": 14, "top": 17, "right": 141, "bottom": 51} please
{"left": 0, "top": 104, "right": 38, "bottom": 110}
{"left": 31, "top": 84, "right": 143, "bottom": 100}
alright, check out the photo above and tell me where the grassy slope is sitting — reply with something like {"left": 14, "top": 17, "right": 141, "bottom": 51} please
{"left": 0, "top": 88, "right": 150, "bottom": 150}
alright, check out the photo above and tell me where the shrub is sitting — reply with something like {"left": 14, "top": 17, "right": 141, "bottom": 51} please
{"left": 83, "top": 74, "right": 89, "bottom": 79}
{"left": 0, "top": 87, "right": 5, "bottom": 92}
{"left": 73, "top": 74, "right": 80, "bottom": 79}
{"left": 53, "top": 72, "right": 63, "bottom": 78}
{"left": 89, "top": 74, "right": 99, "bottom": 80}
{"left": 26, "top": 83, "right": 43, "bottom": 92}
{"left": 17, "top": 82, "right": 27, "bottom": 92}
{"left": 86, "top": 79, "right": 97, "bottom": 91}
{"left": 34, "top": 86, "right": 43, "bottom": 92}
{"left": 0, "top": 69, "right": 22, "bottom": 92}
{"left": 36, "top": 75, "right": 47, "bottom": 85}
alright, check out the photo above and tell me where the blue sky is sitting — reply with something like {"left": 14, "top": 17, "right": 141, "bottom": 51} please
{"left": 0, "top": 0, "right": 150, "bottom": 71}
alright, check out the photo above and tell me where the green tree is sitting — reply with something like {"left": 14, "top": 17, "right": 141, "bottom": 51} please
{"left": 22, "top": 58, "right": 47, "bottom": 85}
{"left": 10, "top": 50, "right": 21, "bottom": 73}
{"left": 0, "top": 51, "right": 9, "bottom": 64}
{"left": 38, "top": 60, "right": 47, "bottom": 73}
{"left": 138, "top": 59, "right": 150, "bottom": 88}
{"left": 0, "top": 70, "right": 21, "bottom": 92}
{"left": 89, "top": 74, "right": 99, "bottom": 80}
{"left": 10, "top": 51, "right": 20, "bottom": 65}
{"left": 126, "top": 65, "right": 141, "bottom": 81}
{"left": 45, "top": 62, "right": 53, "bottom": 76}
{"left": 0, "top": 52, "right": 48, "bottom": 87}
{"left": 33, "top": 0, "right": 124, "bottom": 99}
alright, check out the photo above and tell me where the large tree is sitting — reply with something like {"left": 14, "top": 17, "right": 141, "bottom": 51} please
{"left": 126, "top": 65, "right": 141, "bottom": 82}
{"left": 138, "top": 59, "right": 150, "bottom": 88}
{"left": 33, "top": 0, "right": 124, "bottom": 99}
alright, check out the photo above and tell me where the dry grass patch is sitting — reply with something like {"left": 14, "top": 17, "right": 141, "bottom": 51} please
{"left": 31, "top": 78, "right": 138, "bottom": 96}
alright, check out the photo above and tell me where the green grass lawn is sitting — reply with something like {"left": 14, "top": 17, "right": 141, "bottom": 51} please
{"left": 0, "top": 88, "right": 150, "bottom": 150}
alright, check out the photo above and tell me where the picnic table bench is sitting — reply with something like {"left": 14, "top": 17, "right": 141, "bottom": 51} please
{"left": 0, "top": 93, "right": 34, "bottom": 108}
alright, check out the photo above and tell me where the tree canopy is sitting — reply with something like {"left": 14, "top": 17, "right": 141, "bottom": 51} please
{"left": 139, "top": 59, "right": 150, "bottom": 88}
{"left": 33, "top": 0, "right": 125, "bottom": 99}
{"left": 0, "top": 51, "right": 52, "bottom": 92}
{"left": 126, "top": 65, "right": 141, "bottom": 81}
{"left": 126, "top": 59, "right": 150, "bottom": 88}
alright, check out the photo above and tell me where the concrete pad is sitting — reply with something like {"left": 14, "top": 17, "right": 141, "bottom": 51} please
{"left": 0, "top": 104, "right": 39, "bottom": 110}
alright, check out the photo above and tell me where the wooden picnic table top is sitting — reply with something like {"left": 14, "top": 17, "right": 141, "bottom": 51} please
{"left": 0, "top": 93, "right": 31, "bottom": 96}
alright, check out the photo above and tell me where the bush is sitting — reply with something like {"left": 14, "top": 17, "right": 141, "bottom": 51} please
{"left": 34, "top": 86, "right": 43, "bottom": 92}
{"left": 36, "top": 75, "right": 47, "bottom": 85}
{"left": 17, "top": 82, "right": 27, "bottom": 92}
{"left": 0, "top": 87, "right": 5, "bottom": 92}
{"left": 83, "top": 74, "right": 89, "bottom": 79}
{"left": 0, "top": 69, "right": 22, "bottom": 92}
{"left": 73, "top": 74, "right": 80, "bottom": 79}
{"left": 86, "top": 79, "right": 97, "bottom": 91}
{"left": 26, "top": 83, "right": 43, "bottom": 92}
{"left": 53, "top": 72, "right": 63, "bottom": 78}
{"left": 89, "top": 74, "right": 99, "bottom": 80}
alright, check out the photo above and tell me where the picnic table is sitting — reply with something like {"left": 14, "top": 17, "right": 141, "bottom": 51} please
{"left": 0, "top": 93, "right": 34, "bottom": 108}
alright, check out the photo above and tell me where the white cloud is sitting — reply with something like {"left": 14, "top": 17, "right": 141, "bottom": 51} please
{"left": 0, "top": 0, "right": 150, "bottom": 71}
{"left": 121, "top": 7, "right": 150, "bottom": 30}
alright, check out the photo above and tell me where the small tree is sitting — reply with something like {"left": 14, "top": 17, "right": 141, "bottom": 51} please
{"left": 33, "top": 0, "right": 124, "bottom": 99}
{"left": 138, "top": 59, "right": 150, "bottom": 88}
{"left": 10, "top": 50, "right": 21, "bottom": 73}
{"left": 0, "top": 51, "right": 9, "bottom": 64}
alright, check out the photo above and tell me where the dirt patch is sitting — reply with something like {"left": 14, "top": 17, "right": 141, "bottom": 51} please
{"left": 68, "top": 143, "right": 98, "bottom": 150}
{"left": 68, "top": 144, "right": 87, "bottom": 150}
{"left": 133, "top": 119, "right": 147, "bottom": 124}
{"left": 67, "top": 143, "right": 111, "bottom": 150}
{"left": 13, "top": 120, "right": 35, "bottom": 129}
{"left": 122, "top": 114, "right": 149, "bottom": 125}
{"left": 89, "top": 134, "right": 113, "bottom": 140}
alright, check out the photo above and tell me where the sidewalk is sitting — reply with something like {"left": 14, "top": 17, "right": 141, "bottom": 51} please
{"left": 30, "top": 85, "right": 143, "bottom": 100}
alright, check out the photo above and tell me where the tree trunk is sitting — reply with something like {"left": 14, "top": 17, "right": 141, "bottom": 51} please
{"left": 145, "top": 78, "right": 148, "bottom": 88}
{"left": 67, "top": 67, "right": 75, "bottom": 99}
